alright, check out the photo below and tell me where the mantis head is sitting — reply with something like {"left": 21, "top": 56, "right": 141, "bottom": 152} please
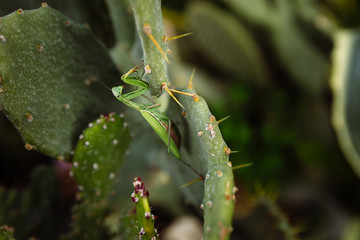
{"left": 111, "top": 86, "right": 124, "bottom": 98}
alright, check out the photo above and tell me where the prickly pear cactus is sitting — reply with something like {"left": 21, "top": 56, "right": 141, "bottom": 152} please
{"left": 71, "top": 113, "right": 130, "bottom": 202}
{"left": 126, "top": 0, "right": 238, "bottom": 238}
{"left": 131, "top": 177, "right": 159, "bottom": 240}
{"left": 169, "top": 87, "right": 236, "bottom": 240}
{"left": 0, "top": 4, "right": 122, "bottom": 160}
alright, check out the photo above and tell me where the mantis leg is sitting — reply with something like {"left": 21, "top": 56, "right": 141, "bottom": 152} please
{"left": 167, "top": 120, "right": 172, "bottom": 154}
{"left": 121, "top": 59, "right": 144, "bottom": 80}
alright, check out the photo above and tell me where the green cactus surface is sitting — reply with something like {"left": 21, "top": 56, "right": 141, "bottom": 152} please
{"left": 0, "top": 4, "right": 122, "bottom": 160}
{"left": 64, "top": 113, "right": 130, "bottom": 239}
{"left": 168, "top": 87, "right": 235, "bottom": 240}
{"left": 202, "top": 163, "right": 235, "bottom": 240}
{"left": 130, "top": 0, "right": 169, "bottom": 95}
{"left": 63, "top": 202, "right": 110, "bottom": 240}
{"left": 71, "top": 113, "right": 130, "bottom": 202}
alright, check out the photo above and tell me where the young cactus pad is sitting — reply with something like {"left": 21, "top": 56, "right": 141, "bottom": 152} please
{"left": 131, "top": 177, "right": 159, "bottom": 240}
{"left": 71, "top": 113, "right": 130, "bottom": 202}
{"left": 0, "top": 4, "right": 122, "bottom": 160}
{"left": 168, "top": 87, "right": 236, "bottom": 240}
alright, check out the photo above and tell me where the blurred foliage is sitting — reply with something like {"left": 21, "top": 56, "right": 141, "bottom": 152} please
{"left": 0, "top": 165, "right": 64, "bottom": 240}
{"left": 0, "top": 225, "right": 15, "bottom": 240}
{"left": 330, "top": 30, "right": 360, "bottom": 179}
{"left": 236, "top": 196, "right": 297, "bottom": 240}
{"left": 321, "top": 0, "right": 360, "bottom": 28}
{"left": 1, "top": 0, "right": 360, "bottom": 239}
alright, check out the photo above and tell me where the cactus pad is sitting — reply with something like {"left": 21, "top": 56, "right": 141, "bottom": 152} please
{"left": 71, "top": 113, "right": 130, "bottom": 202}
{"left": 0, "top": 5, "right": 122, "bottom": 160}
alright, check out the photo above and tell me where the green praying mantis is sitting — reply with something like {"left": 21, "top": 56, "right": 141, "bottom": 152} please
{"left": 110, "top": 24, "right": 250, "bottom": 179}
{"left": 111, "top": 60, "right": 193, "bottom": 160}
{"left": 110, "top": 60, "right": 209, "bottom": 181}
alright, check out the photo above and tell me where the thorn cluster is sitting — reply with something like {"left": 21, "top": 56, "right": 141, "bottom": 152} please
{"left": 131, "top": 177, "right": 150, "bottom": 203}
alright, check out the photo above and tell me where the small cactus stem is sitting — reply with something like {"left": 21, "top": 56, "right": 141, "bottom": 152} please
{"left": 162, "top": 32, "right": 193, "bottom": 43}
{"left": 252, "top": 197, "right": 298, "bottom": 239}
{"left": 130, "top": 0, "right": 168, "bottom": 95}
{"left": 203, "top": 164, "right": 235, "bottom": 240}
{"left": 132, "top": 177, "right": 159, "bottom": 240}
{"left": 172, "top": 88, "right": 236, "bottom": 239}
